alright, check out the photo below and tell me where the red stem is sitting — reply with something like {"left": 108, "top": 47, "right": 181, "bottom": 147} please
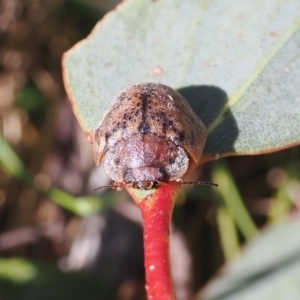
{"left": 127, "top": 184, "right": 178, "bottom": 300}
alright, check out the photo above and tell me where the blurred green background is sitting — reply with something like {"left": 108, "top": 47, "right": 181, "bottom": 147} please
{"left": 0, "top": 1, "right": 300, "bottom": 300}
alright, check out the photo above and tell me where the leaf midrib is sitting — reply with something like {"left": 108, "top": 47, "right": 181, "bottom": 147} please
{"left": 207, "top": 16, "right": 300, "bottom": 135}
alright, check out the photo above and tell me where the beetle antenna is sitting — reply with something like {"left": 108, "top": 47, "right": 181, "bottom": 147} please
{"left": 94, "top": 181, "right": 217, "bottom": 192}
{"left": 94, "top": 185, "right": 113, "bottom": 191}
{"left": 94, "top": 183, "right": 123, "bottom": 192}
{"left": 178, "top": 181, "right": 218, "bottom": 187}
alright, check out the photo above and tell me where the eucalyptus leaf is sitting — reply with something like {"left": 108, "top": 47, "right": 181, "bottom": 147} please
{"left": 63, "top": 0, "right": 300, "bottom": 161}
{"left": 197, "top": 214, "right": 300, "bottom": 300}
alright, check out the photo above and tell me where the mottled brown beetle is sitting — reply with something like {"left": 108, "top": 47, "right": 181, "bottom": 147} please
{"left": 92, "top": 83, "right": 216, "bottom": 191}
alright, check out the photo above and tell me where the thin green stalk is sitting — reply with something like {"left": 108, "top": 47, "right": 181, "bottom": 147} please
{"left": 216, "top": 206, "right": 240, "bottom": 261}
{"left": 268, "top": 166, "right": 298, "bottom": 223}
{"left": 213, "top": 160, "right": 259, "bottom": 241}
{"left": 0, "top": 134, "right": 34, "bottom": 187}
{"left": 0, "top": 134, "right": 115, "bottom": 216}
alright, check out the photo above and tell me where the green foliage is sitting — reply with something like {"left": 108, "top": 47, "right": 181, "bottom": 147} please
{"left": 198, "top": 213, "right": 300, "bottom": 300}
{"left": 202, "top": 159, "right": 300, "bottom": 299}
{"left": 213, "top": 160, "right": 259, "bottom": 241}
{"left": 0, "top": 258, "right": 113, "bottom": 300}
{"left": 16, "top": 82, "right": 48, "bottom": 127}
{"left": 0, "top": 258, "right": 37, "bottom": 283}
{"left": 0, "top": 134, "right": 118, "bottom": 216}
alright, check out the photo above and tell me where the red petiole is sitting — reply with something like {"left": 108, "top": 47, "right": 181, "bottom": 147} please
{"left": 127, "top": 184, "right": 178, "bottom": 300}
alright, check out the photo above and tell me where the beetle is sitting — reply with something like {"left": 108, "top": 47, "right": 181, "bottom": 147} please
{"left": 92, "top": 83, "right": 215, "bottom": 190}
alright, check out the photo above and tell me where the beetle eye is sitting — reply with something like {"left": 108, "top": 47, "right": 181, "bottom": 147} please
{"left": 157, "top": 169, "right": 168, "bottom": 182}
{"left": 124, "top": 171, "right": 134, "bottom": 183}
